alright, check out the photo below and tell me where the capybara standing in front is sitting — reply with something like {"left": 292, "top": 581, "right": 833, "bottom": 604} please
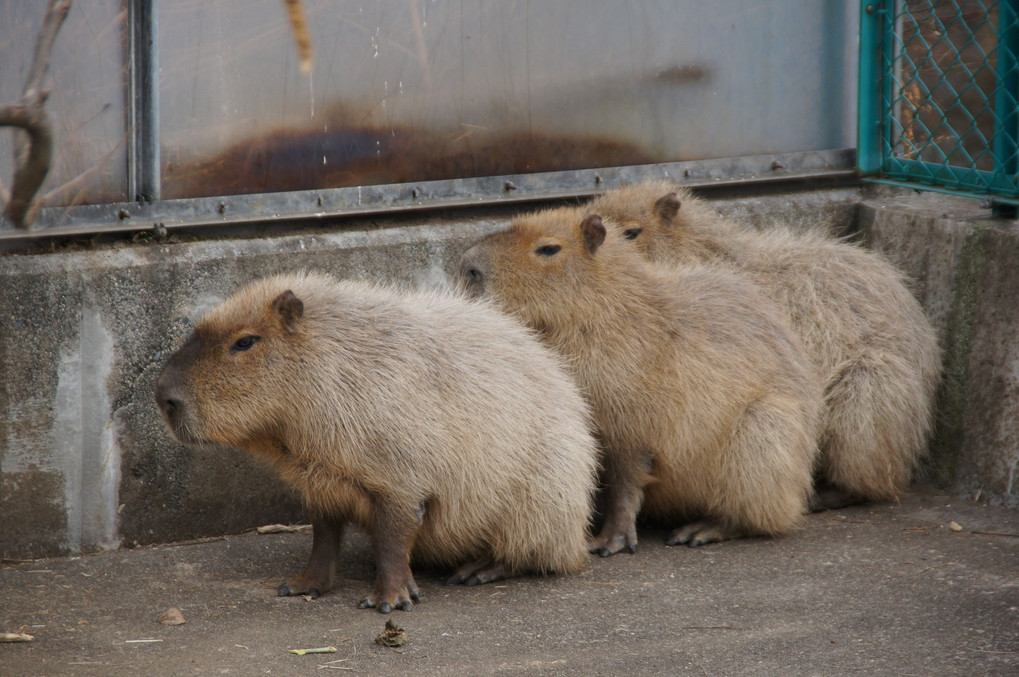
{"left": 155, "top": 272, "right": 598, "bottom": 612}
{"left": 460, "top": 208, "right": 823, "bottom": 554}
{"left": 590, "top": 182, "right": 942, "bottom": 506}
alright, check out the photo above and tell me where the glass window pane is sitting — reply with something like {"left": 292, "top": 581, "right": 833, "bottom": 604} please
{"left": 160, "top": 0, "right": 857, "bottom": 200}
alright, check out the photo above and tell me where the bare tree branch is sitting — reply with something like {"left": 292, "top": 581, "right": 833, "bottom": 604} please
{"left": 1, "top": 0, "right": 72, "bottom": 229}
{"left": 0, "top": 105, "right": 54, "bottom": 227}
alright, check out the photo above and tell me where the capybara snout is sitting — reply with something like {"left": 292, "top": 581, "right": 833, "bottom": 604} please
{"left": 155, "top": 337, "right": 200, "bottom": 443}
{"left": 154, "top": 370, "right": 181, "bottom": 425}
{"left": 458, "top": 256, "right": 485, "bottom": 297}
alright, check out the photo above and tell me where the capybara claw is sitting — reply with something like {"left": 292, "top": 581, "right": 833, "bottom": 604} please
{"left": 588, "top": 530, "right": 638, "bottom": 557}
{"left": 279, "top": 578, "right": 326, "bottom": 598}
{"left": 359, "top": 586, "right": 417, "bottom": 613}
{"left": 279, "top": 582, "right": 320, "bottom": 597}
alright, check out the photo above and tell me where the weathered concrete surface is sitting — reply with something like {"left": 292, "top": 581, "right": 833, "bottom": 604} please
{"left": 0, "top": 213, "right": 504, "bottom": 560}
{"left": 860, "top": 194, "right": 1019, "bottom": 510}
{"left": 1, "top": 488, "right": 1016, "bottom": 676}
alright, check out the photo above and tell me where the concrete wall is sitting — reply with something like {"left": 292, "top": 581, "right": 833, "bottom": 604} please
{"left": 1, "top": 213, "right": 504, "bottom": 560}
{"left": 859, "top": 194, "right": 1019, "bottom": 510}
{"left": 1, "top": 186, "right": 1016, "bottom": 561}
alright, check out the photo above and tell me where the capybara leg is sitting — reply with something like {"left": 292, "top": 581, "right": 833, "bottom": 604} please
{"left": 278, "top": 515, "right": 344, "bottom": 598}
{"left": 588, "top": 453, "right": 651, "bottom": 557}
{"left": 357, "top": 497, "right": 421, "bottom": 614}
{"left": 665, "top": 521, "right": 746, "bottom": 547}
{"left": 445, "top": 558, "right": 508, "bottom": 586}
{"left": 588, "top": 503, "right": 639, "bottom": 557}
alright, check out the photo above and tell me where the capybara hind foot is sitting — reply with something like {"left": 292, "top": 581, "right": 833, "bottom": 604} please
{"left": 809, "top": 484, "right": 867, "bottom": 512}
{"left": 446, "top": 558, "right": 509, "bottom": 586}
{"left": 358, "top": 575, "right": 421, "bottom": 614}
{"left": 665, "top": 521, "right": 746, "bottom": 547}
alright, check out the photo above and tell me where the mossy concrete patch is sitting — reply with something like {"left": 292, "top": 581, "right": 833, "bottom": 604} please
{"left": 861, "top": 194, "right": 1019, "bottom": 509}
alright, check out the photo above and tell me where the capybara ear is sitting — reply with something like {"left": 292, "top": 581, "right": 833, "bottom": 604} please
{"left": 654, "top": 192, "right": 681, "bottom": 225}
{"left": 580, "top": 214, "right": 607, "bottom": 256}
{"left": 272, "top": 290, "right": 304, "bottom": 331}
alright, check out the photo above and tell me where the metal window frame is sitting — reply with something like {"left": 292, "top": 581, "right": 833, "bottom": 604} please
{"left": 1, "top": 149, "right": 857, "bottom": 242}
{"left": 127, "top": 0, "right": 160, "bottom": 203}
{"left": 857, "top": 0, "right": 1019, "bottom": 206}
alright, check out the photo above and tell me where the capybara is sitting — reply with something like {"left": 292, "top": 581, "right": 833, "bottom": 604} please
{"left": 459, "top": 208, "right": 823, "bottom": 554}
{"left": 589, "top": 182, "right": 942, "bottom": 506}
{"left": 155, "top": 271, "right": 599, "bottom": 612}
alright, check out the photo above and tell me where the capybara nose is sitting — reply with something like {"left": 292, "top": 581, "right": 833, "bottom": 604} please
{"left": 154, "top": 373, "right": 182, "bottom": 420}
{"left": 159, "top": 395, "right": 180, "bottom": 416}
{"left": 459, "top": 258, "right": 485, "bottom": 297}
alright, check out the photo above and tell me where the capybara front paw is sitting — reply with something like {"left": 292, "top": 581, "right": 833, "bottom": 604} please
{"left": 665, "top": 521, "right": 742, "bottom": 547}
{"left": 587, "top": 527, "right": 638, "bottom": 557}
{"left": 278, "top": 573, "right": 331, "bottom": 598}
{"left": 357, "top": 580, "right": 421, "bottom": 613}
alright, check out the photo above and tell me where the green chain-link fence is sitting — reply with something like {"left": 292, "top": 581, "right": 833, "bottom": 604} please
{"left": 859, "top": 0, "right": 1019, "bottom": 205}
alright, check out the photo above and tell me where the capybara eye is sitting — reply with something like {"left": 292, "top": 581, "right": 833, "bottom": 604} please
{"left": 231, "top": 335, "right": 261, "bottom": 353}
{"left": 535, "top": 244, "right": 561, "bottom": 256}
{"left": 623, "top": 228, "right": 643, "bottom": 241}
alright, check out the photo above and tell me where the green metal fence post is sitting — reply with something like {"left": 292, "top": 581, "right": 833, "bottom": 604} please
{"left": 857, "top": 1, "right": 886, "bottom": 174}
{"left": 994, "top": 0, "right": 1019, "bottom": 214}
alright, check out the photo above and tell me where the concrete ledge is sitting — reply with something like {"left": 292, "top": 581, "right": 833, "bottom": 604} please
{"left": 2, "top": 186, "right": 1015, "bottom": 561}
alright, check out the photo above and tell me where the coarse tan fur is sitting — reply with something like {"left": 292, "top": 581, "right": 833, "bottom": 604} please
{"left": 459, "top": 208, "right": 824, "bottom": 553}
{"left": 155, "top": 271, "right": 598, "bottom": 611}
{"left": 590, "top": 181, "right": 942, "bottom": 504}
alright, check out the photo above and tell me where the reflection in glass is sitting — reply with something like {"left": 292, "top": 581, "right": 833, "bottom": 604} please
{"left": 158, "top": 0, "right": 857, "bottom": 199}
{"left": 0, "top": 1, "right": 127, "bottom": 208}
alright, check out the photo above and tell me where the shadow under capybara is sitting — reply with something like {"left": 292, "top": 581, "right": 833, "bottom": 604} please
{"left": 589, "top": 182, "right": 942, "bottom": 507}
{"left": 155, "top": 271, "right": 598, "bottom": 612}
{"left": 459, "top": 207, "right": 823, "bottom": 554}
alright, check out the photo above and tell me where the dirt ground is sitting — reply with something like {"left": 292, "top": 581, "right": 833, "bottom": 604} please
{"left": 2, "top": 487, "right": 1017, "bottom": 676}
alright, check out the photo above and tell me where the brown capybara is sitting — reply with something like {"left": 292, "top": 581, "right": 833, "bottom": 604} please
{"left": 155, "top": 271, "right": 599, "bottom": 612}
{"left": 589, "top": 182, "right": 942, "bottom": 507}
{"left": 459, "top": 208, "right": 823, "bottom": 555}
